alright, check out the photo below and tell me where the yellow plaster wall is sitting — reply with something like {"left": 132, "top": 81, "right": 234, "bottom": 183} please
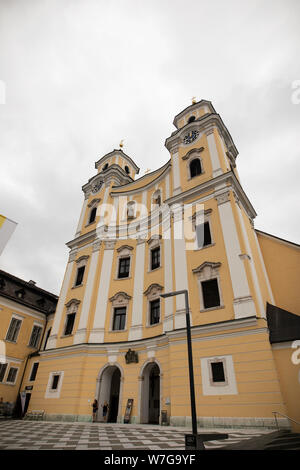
{"left": 272, "top": 346, "right": 300, "bottom": 432}
{"left": 257, "top": 232, "right": 300, "bottom": 315}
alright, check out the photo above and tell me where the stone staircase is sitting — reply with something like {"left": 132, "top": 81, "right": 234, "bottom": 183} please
{"left": 264, "top": 431, "right": 300, "bottom": 450}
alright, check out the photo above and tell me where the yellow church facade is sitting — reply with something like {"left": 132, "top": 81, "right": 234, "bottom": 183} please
{"left": 21, "top": 100, "right": 300, "bottom": 430}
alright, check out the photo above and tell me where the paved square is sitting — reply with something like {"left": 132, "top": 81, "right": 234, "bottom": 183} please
{"left": 0, "top": 420, "right": 273, "bottom": 450}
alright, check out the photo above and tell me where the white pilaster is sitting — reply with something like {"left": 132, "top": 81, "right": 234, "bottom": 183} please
{"left": 75, "top": 194, "right": 89, "bottom": 237}
{"left": 128, "top": 238, "right": 146, "bottom": 341}
{"left": 172, "top": 149, "right": 181, "bottom": 196}
{"left": 165, "top": 172, "right": 170, "bottom": 200}
{"left": 89, "top": 240, "right": 115, "bottom": 343}
{"left": 253, "top": 229, "right": 275, "bottom": 304}
{"left": 216, "top": 190, "right": 256, "bottom": 319}
{"left": 162, "top": 208, "right": 173, "bottom": 332}
{"left": 235, "top": 200, "right": 266, "bottom": 318}
{"left": 172, "top": 204, "right": 189, "bottom": 329}
{"left": 46, "top": 250, "right": 76, "bottom": 349}
{"left": 73, "top": 240, "right": 102, "bottom": 345}
{"left": 206, "top": 129, "right": 223, "bottom": 178}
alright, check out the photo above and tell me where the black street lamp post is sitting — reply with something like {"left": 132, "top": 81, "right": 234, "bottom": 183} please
{"left": 160, "top": 289, "right": 200, "bottom": 449}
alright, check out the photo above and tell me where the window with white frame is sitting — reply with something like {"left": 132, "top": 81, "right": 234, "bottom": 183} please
{"left": 74, "top": 255, "right": 89, "bottom": 287}
{"left": 51, "top": 374, "right": 60, "bottom": 390}
{"left": 149, "top": 299, "right": 160, "bottom": 325}
{"left": 109, "top": 292, "right": 131, "bottom": 331}
{"left": 116, "top": 245, "right": 133, "bottom": 279}
{"left": 182, "top": 148, "right": 205, "bottom": 181}
{"left": 148, "top": 235, "right": 161, "bottom": 271}
{"left": 28, "top": 324, "right": 43, "bottom": 348}
{"left": 29, "top": 362, "right": 39, "bottom": 382}
{"left": 200, "top": 355, "right": 238, "bottom": 395}
{"left": 192, "top": 261, "right": 223, "bottom": 311}
{"left": 87, "top": 198, "right": 100, "bottom": 225}
{"left": 0, "top": 363, "right": 7, "bottom": 383}
{"left": 63, "top": 299, "right": 80, "bottom": 336}
{"left": 112, "top": 307, "right": 126, "bottom": 330}
{"left": 6, "top": 366, "right": 18, "bottom": 384}
{"left": 45, "top": 371, "right": 64, "bottom": 398}
{"left": 189, "top": 158, "right": 202, "bottom": 178}
{"left": 192, "top": 209, "right": 213, "bottom": 250}
{"left": 6, "top": 316, "right": 23, "bottom": 342}
{"left": 144, "top": 283, "right": 163, "bottom": 326}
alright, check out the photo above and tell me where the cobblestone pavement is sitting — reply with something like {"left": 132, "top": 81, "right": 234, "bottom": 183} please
{"left": 0, "top": 420, "right": 275, "bottom": 450}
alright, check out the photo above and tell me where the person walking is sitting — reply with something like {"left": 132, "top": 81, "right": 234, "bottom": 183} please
{"left": 92, "top": 399, "right": 98, "bottom": 422}
{"left": 102, "top": 401, "right": 109, "bottom": 422}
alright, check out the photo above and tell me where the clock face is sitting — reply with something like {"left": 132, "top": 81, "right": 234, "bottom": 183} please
{"left": 92, "top": 181, "right": 102, "bottom": 194}
{"left": 183, "top": 129, "right": 199, "bottom": 145}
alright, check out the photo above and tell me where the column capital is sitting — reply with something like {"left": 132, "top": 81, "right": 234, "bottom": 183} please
{"left": 215, "top": 190, "right": 230, "bottom": 206}
{"left": 104, "top": 239, "right": 116, "bottom": 250}
{"left": 68, "top": 249, "right": 78, "bottom": 263}
{"left": 92, "top": 239, "right": 102, "bottom": 252}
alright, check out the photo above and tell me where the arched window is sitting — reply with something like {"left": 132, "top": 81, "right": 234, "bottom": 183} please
{"left": 103, "top": 163, "right": 109, "bottom": 171}
{"left": 124, "top": 165, "right": 130, "bottom": 174}
{"left": 189, "top": 158, "right": 202, "bottom": 178}
{"left": 89, "top": 207, "right": 97, "bottom": 224}
{"left": 188, "top": 115, "right": 196, "bottom": 123}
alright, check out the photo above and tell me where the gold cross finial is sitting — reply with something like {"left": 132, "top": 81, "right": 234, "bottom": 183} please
{"left": 192, "top": 96, "right": 196, "bottom": 104}
{"left": 119, "top": 139, "right": 124, "bottom": 149}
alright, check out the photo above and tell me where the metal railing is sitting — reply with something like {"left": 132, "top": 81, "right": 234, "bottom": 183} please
{"left": 272, "top": 411, "right": 300, "bottom": 431}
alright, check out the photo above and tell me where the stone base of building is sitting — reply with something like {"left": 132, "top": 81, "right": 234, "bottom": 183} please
{"left": 169, "top": 416, "right": 291, "bottom": 430}
{"left": 44, "top": 414, "right": 92, "bottom": 423}
{"left": 40, "top": 413, "right": 291, "bottom": 430}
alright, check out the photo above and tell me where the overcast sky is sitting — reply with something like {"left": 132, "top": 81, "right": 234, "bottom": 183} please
{"left": 0, "top": 0, "right": 299, "bottom": 295}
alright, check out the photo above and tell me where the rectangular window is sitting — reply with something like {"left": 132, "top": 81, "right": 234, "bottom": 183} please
{"left": 0, "top": 363, "right": 7, "bottom": 383}
{"left": 29, "top": 325, "right": 43, "bottom": 348}
{"left": 6, "top": 367, "right": 18, "bottom": 384}
{"left": 201, "top": 278, "right": 220, "bottom": 309}
{"left": 29, "top": 363, "right": 39, "bottom": 382}
{"left": 112, "top": 307, "right": 126, "bottom": 331}
{"left": 118, "top": 257, "right": 130, "bottom": 278}
{"left": 51, "top": 374, "right": 60, "bottom": 390}
{"left": 64, "top": 313, "right": 76, "bottom": 335}
{"left": 75, "top": 266, "right": 85, "bottom": 286}
{"left": 151, "top": 247, "right": 160, "bottom": 270}
{"left": 150, "top": 299, "right": 160, "bottom": 325}
{"left": 211, "top": 362, "right": 226, "bottom": 383}
{"left": 196, "top": 222, "right": 212, "bottom": 248}
{"left": 6, "top": 317, "right": 22, "bottom": 342}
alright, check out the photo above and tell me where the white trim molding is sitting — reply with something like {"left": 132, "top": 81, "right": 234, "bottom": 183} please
{"left": 200, "top": 354, "right": 238, "bottom": 396}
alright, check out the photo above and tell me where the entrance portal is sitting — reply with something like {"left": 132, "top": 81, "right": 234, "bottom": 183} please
{"left": 98, "top": 365, "right": 121, "bottom": 423}
{"left": 140, "top": 362, "right": 160, "bottom": 424}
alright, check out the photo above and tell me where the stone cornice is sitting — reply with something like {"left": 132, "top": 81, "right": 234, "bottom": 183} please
{"left": 39, "top": 316, "right": 259, "bottom": 357}
{"left": 110, "top": 161, "right": 171, "bottom": 197}
{"left": 165, "top": 171, "right": 257, "bottom": 219}
{"left": 66, "top": 229, "right": 97, "bottom": 250}
{"left": 192, "top": 261, "right": 221, "bottom": 274}
{"left": 182, "top": 147, "right": 204, "bottom": 160}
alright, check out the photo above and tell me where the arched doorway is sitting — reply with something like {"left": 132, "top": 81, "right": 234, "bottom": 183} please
{"left": 97, "top": 365, "right": 121, "bottom": 423}
{"left": 140, "top": 362, "right": 160, "bottom": 424}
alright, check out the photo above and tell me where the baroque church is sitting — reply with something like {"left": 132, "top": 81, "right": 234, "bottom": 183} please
{"left": 1, "top": 99, "right": 299, "bottom": 430}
